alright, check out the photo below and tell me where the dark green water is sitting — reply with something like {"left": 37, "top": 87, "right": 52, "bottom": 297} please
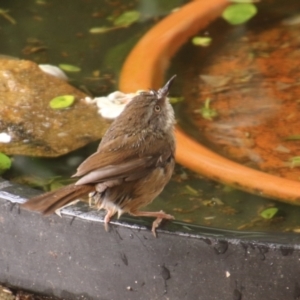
{"left": 1, "top": 0, "right": 300, "bottom": 233}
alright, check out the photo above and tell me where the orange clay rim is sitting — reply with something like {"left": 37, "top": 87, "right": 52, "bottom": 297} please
{"left": 119, "top": 0, "right": 300, "bottom": 205}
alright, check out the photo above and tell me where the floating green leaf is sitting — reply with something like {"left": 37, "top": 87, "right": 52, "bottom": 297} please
{"left": 195, "top": 98, "right": 218, "bottom": 120}
{"left": 58, "top": 64, "right": 81, "bottom": 72}
{"left": 113, "top": 10, "right": 140, "bottom": 27}
{"left": 192, "top": 36, "right": 212, "bottom": 47}
{"left": 0, "top": 152, "right": 11, "bottom": 175}
{"left": 89, "top": 10, "right": 140, "bottom": 35}
{"left": 222, "top": 3, "right": 257, "bottom": 25}
{"left": 49, "top": 95, "right": 75, "bottom": 109}
{"left": 260, "top": 207, "right": 278, "bottom": 219}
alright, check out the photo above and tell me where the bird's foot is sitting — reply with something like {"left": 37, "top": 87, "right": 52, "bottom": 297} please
{"left": 129, "top": 210, "right": 175, "bottom": 237}
{"left": 54, "top": 199, "right": 80, "bottom": 217}
{"left": 104, "top": 210, "right": 113, "bottom": 232}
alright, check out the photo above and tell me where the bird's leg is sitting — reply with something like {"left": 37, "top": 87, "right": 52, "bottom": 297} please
{"left": 88, "top": 191, "right": 103, "bottom": 208}
{"left": 104, "top": 209, "right": 114, "bottom": 232}
{"left": 54, "top": 200, "right": 80, "bottom": 217}
{"left": 89, "top": 189, "right": 115, "bottom": 232}
{"left": 129, "top": 210, "right": 175, "bottom": 237}
{"left": 88, "top": 191, "right": 96, "bottom": 207}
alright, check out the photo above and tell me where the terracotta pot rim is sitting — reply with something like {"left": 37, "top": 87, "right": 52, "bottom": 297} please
{"left": 119, "top": 0, "right": 300, "bottom": 205}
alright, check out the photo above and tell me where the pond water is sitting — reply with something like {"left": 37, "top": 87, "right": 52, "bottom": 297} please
{"left": 1, "top": 0, "right": 300, "bottom": 233}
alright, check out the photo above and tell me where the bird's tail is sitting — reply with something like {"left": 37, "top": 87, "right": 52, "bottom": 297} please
{"left": 22, "top": 184, "right": 94, "bottom": 215}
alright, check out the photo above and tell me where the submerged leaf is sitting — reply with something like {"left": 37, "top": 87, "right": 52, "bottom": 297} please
{"left": 195, "top": 98, "right": 218, "bottom": 120}
{"left": 0, "top": 152, "right": 11, "bottom": 174}
{"left": 49, "top": 181, "right": 65, "bottom": 191}
{"left": 59, "top": 64, "right": 81, "bottom": 72}
{"left": 288, "top": 156, "right": 300, "bottom": 168}
{"left": 49, "top": 95, "right": 75, "bottom": 109}
{"left": 104, "top": 34, "right": 140, "bottom": 72}
{"left": 282, "top": 14, "right": 300, "bottom": 26}
{"left": 89, "top": 26, "right": 113, "bottom": 34}
{"left": 169, "top": 97, "right": 184, "bottom": 104}
{"left": 200, "top": 74, "right": 231, "bottom": 87}
{"left": 192, "top": 36, "right": 212, "bottom": 47}
{"left": 185, "top": 185, "right": 199, "bottom": 196}
{"left": 285, "top": 135, "right": 300, "bottom": 141}
{"left": 222, "top": 3, "right": 257, "bottom": 25}
{"left": 260, "top": 207, "right": 278, "bottom": 219}
{"left": 113, "top": 10, "right": 140, "bottom": 27}
{"left": 274, "top": 144, "right": 290, "bottom": 153}
{"left": 13, "top": 175, "right": 49, "bottom": 189}
{"left": 0, "top": 8, "right": 16, "bottom": 24}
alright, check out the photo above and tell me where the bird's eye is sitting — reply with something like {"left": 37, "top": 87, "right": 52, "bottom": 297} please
{"left": 154, "top": 105, "right": 161, "bottom": 112}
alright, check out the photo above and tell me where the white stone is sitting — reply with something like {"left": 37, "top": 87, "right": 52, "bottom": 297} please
{"left": 39, "top": 64, "right": 68, "bottom": 80}
{"left": 0, "top": 132, "right": 11, "bottom": 143}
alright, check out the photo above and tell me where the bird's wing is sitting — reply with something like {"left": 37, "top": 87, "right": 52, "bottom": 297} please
{"left": 73, "top": 133, "right": 174, "bottom": 185}
{"left": 74, "top": 156, "right": 155, "bottom": 185}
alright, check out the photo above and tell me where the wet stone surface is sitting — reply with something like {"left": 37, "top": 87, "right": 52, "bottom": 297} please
{"left": 0, "top": 59, "right": 110, "bottom": 157}
{"left": 2, "top": 178, "right": 300, "bottom": 299}
{"left": 0, "top": 284, "right": 61, "bottom": 300}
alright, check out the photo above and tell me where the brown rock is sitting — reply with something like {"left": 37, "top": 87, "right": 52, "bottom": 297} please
{"left": 0, "top": 59, "right": 110, "bottom": 157}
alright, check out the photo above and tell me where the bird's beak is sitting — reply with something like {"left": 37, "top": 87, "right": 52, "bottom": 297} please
{"left": 158, "top": 75, "right": 176, "bottom": 98}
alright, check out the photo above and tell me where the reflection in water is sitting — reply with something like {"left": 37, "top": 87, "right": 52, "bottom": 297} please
{"left": 185, "top": 19, "right": 300, "bottom": 181}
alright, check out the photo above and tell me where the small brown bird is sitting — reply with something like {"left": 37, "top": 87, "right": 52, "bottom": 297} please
{"left": 22, "top": 76, "right": 176, "bottom": 236}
